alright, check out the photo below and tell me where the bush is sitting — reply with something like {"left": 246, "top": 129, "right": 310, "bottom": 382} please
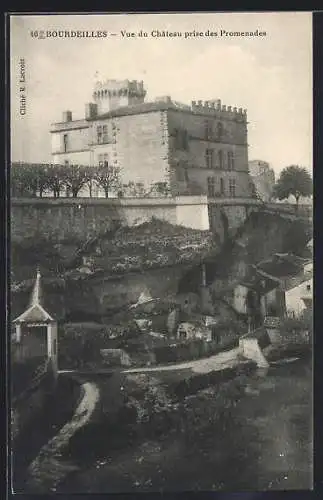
{"left": 279, "top": 313, "right": 312, "bottom": 344}
{"left": 58, "top": 321, "right": 141, "bottom": 369}
{"left": 12, "top": 356, "right": 47, "bottom": 398}
{"left": 58, "top": 322, "right": 112, "bottom": 370}
{"left": 211, "top": 318, "right": 247, "bottom": 340}
{"left": 281, "top": 315, "right": 312, "bottom": 333}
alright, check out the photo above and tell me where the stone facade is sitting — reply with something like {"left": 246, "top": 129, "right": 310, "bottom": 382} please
{"left": 248, "top": 159, "right": 275, "bottom": 202}
{"left": 11, "top": 196, "right": 211, "bottom": 243}
{"left": 50, "top": 79, "right": 253, "bottom": 199}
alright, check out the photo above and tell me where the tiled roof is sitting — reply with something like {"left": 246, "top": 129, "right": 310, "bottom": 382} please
{"left": 256, "top": 254, "right": 304, "bottom": 278}
{"left": 13, "top": 303, "right": 53, "bottom": 323}
{"left": 274, "top": 253, "right": 310, "bottom": 267}
{"left": 13, "top": 269, "right": 55, "bottom": 323}
{"left": 240, "top": 267, "right": 278, "bottom": 294}
{"left": 283, "top": 272, "right": 313, "bottom": 292}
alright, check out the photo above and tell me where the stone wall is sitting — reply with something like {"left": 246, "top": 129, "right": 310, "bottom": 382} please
{"left": 11, "top": 196, "right": 210, "bottom": 243}
{"left": 167, "top": 108, "right": 251, "bottom": 197}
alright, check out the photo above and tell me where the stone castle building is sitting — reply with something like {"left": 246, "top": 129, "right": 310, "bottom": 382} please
{"left": 50, "top": 79, "right": 254, "bottom": 198}
{"left": 248, "top": 159, "right": 275, "bottom": 202}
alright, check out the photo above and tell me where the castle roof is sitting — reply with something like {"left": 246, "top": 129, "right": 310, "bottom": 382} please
{"left": 86, "top": 98, "right": 245, "bottom": 121}
{"left": 13, "top": 269, "right": 54, "bottom": 324}
{"left": 87, "top": 100, "right": 187, "bottom": 120}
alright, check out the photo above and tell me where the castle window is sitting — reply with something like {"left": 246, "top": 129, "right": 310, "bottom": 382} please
{"left": 216, "top": 122, "right": 224, "bottom": 139}
{"left": 176, "top": 162, "right": 189, "bottom": 182}
{"left": 98, "top": 153, "right": 109, "bottom": 167}
{"left": 63, "top": 134, "right": 68, "bottom": 152}
{"left": 176, "top": 166, "right": 184, "bottom": 181}
{"left": 227, "top": 151, "right": 235, "bottom": 171}
{"left": 102, "top": 125, "right": 108, "bottom": 143}
{"left": 306, "top": 284, "right": 311, "bottom": 291}
{"left": 218, "top": 150, "right": 224, "bottom": 169}
{"left": 97, "top": 125, "right": 103, "bottom": 144}
{"left": 229, "top": 178, "right": 236, "bottom": 197}
{"left": 207, "top": 177, "right": 216, "bottom": 197}
{"left": 220, "top": 178, "right": 225, "bottom": 195}
{"left": 174, "top": 128, "right": 189, "bottom": 150}
{"left": 205, "top": 149, "right": 214, "bottom": 169}
{"left": 204, "top": 120, "right": 213, "bottom": 140}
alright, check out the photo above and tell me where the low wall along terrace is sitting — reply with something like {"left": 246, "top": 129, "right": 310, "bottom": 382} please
{"left": 11, "top": 196, "right": 210, "bottom": 242}
{"left": 11, "top": 195, "right": 311, "bottom": 244}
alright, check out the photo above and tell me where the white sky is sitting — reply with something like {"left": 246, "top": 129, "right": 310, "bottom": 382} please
{"left": 10, "top": 12, "right": 312, "bottom": 174}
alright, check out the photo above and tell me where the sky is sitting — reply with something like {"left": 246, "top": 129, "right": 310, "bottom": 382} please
{"left": 10, "top": 12, "right": 312, "bottom": 175}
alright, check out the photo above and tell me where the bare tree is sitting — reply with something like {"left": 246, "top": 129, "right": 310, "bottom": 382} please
{"left": 150, "top": 181, "right": 171, "bottom": 197}
{"left": 11, "top": 163, "right": 39, "bottom": 197}
{"left": 122, "top": 181, "right": 150, "bottom": 197}
{"left": 61, "top": 164, "right": 91, "bottom": 198}
{"left": 45, "top": 164, "right": 66, "bottom": 198}
{"left": 93, "top": 164, "right": 121, "bottom": 198}
{"left": 35, "top": 164, "right": 50, "bottom": 198}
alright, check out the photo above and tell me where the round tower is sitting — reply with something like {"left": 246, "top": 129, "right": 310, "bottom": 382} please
{"left": 92, "top": 79, "right": 146, "bottom": 114}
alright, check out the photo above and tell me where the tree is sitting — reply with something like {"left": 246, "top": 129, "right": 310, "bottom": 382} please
{"left": 35, "top": 164, "right": 50, "bottom": 198}
{"left": 45, "top": 164, "right": 66, "bottom": 198}
{"left": 122, "top": 181, "right": 150, "bottom": 197}
{"left": 11, "top": 163, "right": 39, "bottom": 197}
{"left": 150, "top": 181, "right": 171, "bottom": 197}
{"left": 93, "top": 164, "right": 121, "bottom": 198}
{"left": 61, "top": 164, "right": 91, "bottom": 198}
{"left": 272, "top": 165, "right": 312, "bottom": 209}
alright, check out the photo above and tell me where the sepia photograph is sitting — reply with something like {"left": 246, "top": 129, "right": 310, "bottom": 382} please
{"left": 9, "top": 11, "right": 313, "bottom": 493}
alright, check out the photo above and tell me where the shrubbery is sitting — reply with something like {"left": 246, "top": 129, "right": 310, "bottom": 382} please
{"left": 11, "top": 356, "right": 47, "bottom": 398}
{"left": 279, "top": 313, "right": 312, "bottom": 344}
{"left": 58, "top": 321, "right": 141, "bottom": 370}
{"left": 211, "top": 318, "right": 247, "bottom": 340}
{"left": 58, "top": 316, "right": 245, "bottom": 370}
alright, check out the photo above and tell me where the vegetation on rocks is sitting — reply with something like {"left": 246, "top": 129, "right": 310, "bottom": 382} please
{"left": 12, "top": 218, "right": 216, "bottom": 291}
{"left": 82, "top": 218, "right": 216, "bottom": 275}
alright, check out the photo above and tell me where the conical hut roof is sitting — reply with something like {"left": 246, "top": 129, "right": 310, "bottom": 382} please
{"left": 13, "top": 269, "right": 54, "bottom": 324}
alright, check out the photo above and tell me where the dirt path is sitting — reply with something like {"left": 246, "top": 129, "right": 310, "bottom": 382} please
{"left": 122, "top": 347, "right": 242, "bottom": 374}
{"left": 26, "top": 381, "right": 100, "bottom": 492}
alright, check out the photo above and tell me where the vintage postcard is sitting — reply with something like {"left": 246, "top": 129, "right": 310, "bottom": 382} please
{"left": 9, "top": 12, "right": 313, "bottom": 493}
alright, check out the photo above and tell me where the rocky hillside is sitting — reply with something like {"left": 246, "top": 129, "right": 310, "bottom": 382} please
{"left": 65, "top": 218, "right": 216, "bottom": 278}
{"left": 11, "top": 218, "right": 217, "bottom": 320}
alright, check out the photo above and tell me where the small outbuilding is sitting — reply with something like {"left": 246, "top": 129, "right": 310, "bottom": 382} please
{"left": 12, "top": 269, "right": 58, "bottom": 379}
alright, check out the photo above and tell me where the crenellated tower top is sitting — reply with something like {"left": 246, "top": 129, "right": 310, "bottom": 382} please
{"left": 93, "top": 79, "right": 146, "bottom": 114}
{"left": 191, "top": 99, "right": 247, "bottom": 121}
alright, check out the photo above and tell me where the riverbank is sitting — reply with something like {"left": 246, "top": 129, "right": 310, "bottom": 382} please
{"left": 12, "top": 375, "right": 81, "bottom": 492}
{"left": 25, "top": 379, "right": 99, "bottom": 493}
{"left": 58, "top": 355, "right": 312, "bottom": 493}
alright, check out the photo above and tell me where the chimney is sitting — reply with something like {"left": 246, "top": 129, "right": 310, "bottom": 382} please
{"left": 62, "top": 110, "right": 72, "bottom": 122}
{"left": 85, "top": 102, "right": 98, "bottom": 120}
